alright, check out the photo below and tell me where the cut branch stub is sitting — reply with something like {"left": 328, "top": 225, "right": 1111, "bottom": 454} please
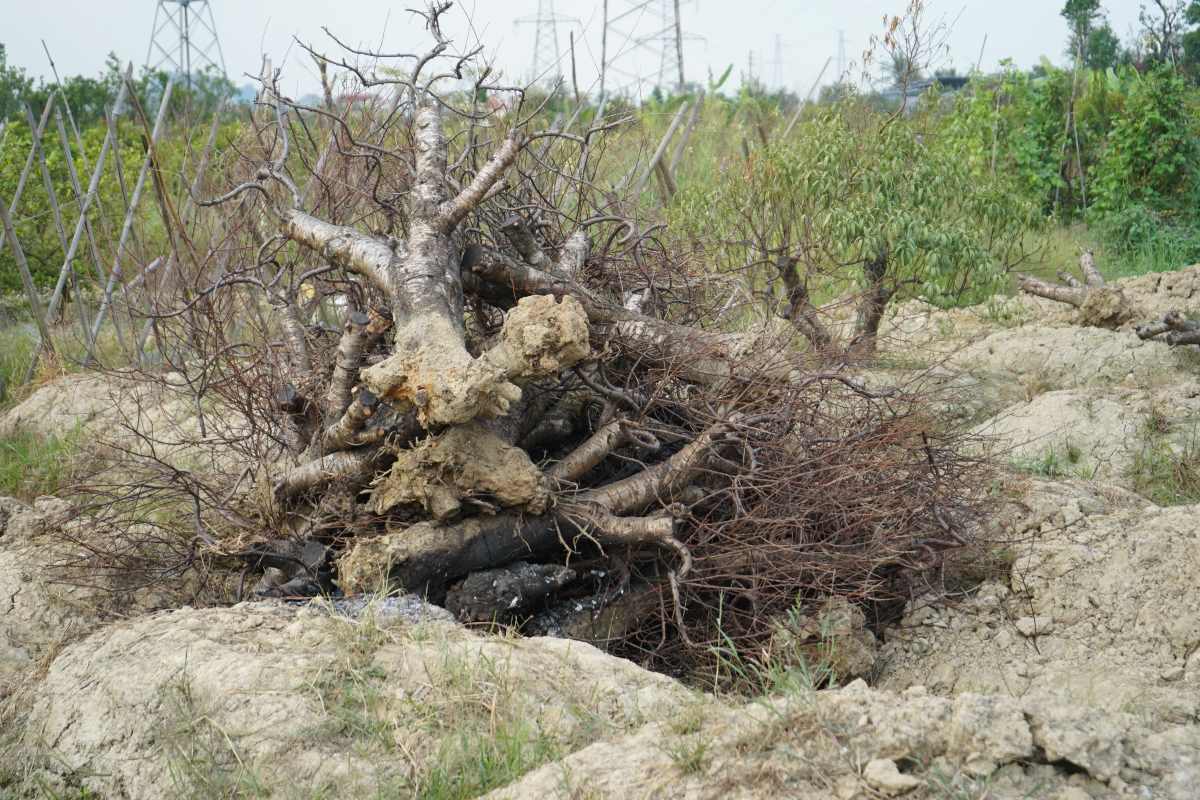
{"left": 360, "top": 294, "right": 591, "bottom": 427}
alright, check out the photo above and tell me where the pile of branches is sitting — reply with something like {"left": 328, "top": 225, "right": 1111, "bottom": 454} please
{"left": 61, "top": 3, "right": 981, "bottom": 678}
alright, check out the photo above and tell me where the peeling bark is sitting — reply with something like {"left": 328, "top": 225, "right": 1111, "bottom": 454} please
{"left": 324, "top": 310, "right": 371, "bottom": 420}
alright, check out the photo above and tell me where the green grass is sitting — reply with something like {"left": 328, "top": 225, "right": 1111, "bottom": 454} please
{"left": 0, "top": 428, "right": 81, "bottom": 500}
{"left": 1010, "top": 441, "right": 1091, "bottom": 480}
{"left": 1127, "top": 430, "right": 1200, "bottom": 506}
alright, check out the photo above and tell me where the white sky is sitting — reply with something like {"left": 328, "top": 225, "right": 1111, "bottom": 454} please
{"left": 1, "top": 1, "right": 1146, "bottom": 99}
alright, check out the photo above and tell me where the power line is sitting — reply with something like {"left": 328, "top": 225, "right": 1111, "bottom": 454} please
{"left": 144, "top": 0, "right": 227, "bottom": 88}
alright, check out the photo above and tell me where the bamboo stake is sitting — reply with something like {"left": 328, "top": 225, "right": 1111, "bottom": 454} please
{"left": 39, "top": 67, "right": 133, "bottom": 346}
{"left": 632, "top": 101, "right": 689, "bottom": 196}
{"left": 55, "top": 108, "right": 112, "bottom": 291}
{"left": 781, "top": 57, "right": 831, "bottom": 140}
{"left": 24, "top": 104, "right": 93, "bottom": 353}
{"left": 137, "top": 104, "right": 225, "bottom": 357}
{"left": 667, "top": 91, "right": 702, "bottom": 177}
{"left": 0, "top": 200, "right": 56, "bottom": 364}
{"left": 0, "top": 95, "right": 56, "bottom": 257}
{"left": 87, "top": 76, "right": 175, "bottom": 361}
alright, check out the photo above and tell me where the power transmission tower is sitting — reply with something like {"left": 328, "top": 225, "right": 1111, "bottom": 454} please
{"left": 514, "top": 1, "right": 578, "bottom": 87}
{"left": 145, "top": 0, "right": 227, "bottom": 88}
{"left": 601, "top": 0, "right": 695, "bottom": 97}
{"left": 769, "top": 34, "right": 784, "bottom": 88}
{"left": 836, "top": 29, "right": 847, "bottom": 81}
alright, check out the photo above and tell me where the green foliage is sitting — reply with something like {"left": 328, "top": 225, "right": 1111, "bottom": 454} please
{"left": 672, "top": 99, "right": 1040, "bottom": 310}
{"left": 1091, "top": 67, "right": 1198, "bottom": 215}
{"left": 1093, "top": 204, "right": 1200, "bottom": 277}
{"left": 0, "top": 44, "right": 34, "bottom": 122}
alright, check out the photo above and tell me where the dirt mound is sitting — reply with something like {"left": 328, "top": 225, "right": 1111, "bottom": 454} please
{"left": 0, "top": 497, "right": 107, "bottom": 697}
{"left": 486, "top": 678, "right": 1200, "bottom": 799}
{"left": 17, "top": 602, "right": 694, "bottom": 799}
{"left": 0, "top": 372, "right": 246, "bottom": 474}
{"left": 949, "top": 325, "right": 1194, "bottom": 392}
{"left": 880, "top": 480, "right": 1200, "bottom": 731}
{"left": 0, "top": 495, "right": 222, "bottom": 699}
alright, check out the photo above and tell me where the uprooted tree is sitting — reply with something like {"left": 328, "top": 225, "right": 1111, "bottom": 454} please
{"left": 66, "top": 3, "right": 981, "bottom": 681}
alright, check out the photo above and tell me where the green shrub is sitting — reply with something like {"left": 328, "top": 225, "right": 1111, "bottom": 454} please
{"left": 1091, "top": 67, "right": 1199, "bottom": 217}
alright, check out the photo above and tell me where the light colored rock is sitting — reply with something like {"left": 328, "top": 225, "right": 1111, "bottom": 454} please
{"left": 863, "top": 758, "right": 922, "bottom": 796}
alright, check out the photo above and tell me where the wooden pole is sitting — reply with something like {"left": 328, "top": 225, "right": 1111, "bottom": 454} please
{"left": 781, "top": 57, "right": 831, "bottom": 140}
{"left": 633, "top": 101, "right": 689, "bottom": 196}
{"left": 24, "top": 104, "right": 94, "bottom": 354}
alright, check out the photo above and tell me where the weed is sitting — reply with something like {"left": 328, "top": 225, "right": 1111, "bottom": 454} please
{"left": 1126, "top": 430, "right": 1200, "bottom": 506}
{"left": 662, "top": 735, "right": 709, "bottom": 775}
{"left": 1020, "top": 366, "right": 1056, "bottom": 402}
{"left": 158, "top": 672, "right": 270, "bottom": 800}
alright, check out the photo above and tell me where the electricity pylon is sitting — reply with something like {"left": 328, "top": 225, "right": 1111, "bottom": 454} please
{"left": 601, "top": 0, "right": 696, "bottom": 98}
{"left": 514, "top": 0, "right": 579, "bottom": 87}
{"left": 145, "top": 0, "right": 227, "bottom": 87}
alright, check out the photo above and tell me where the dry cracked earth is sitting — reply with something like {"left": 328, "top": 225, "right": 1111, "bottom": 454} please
{"left": 1, "top": 268, "right": 1199, "bottom": 799}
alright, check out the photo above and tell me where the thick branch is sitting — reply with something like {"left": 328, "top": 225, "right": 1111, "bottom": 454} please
{"left": 274, "top": 447, "right": 387, "bottom": 501}
{"left": 574, "top": 420, "right": 730, "bottom": 515}
{"left": 280, "top": 209, "right": 395, "bottom": 295}
{"left": 312, "top": 389, "right": 378, "bottom": 456}
{"left": 500, "top": 216, "right": 552, "bottom": 270}
{"left": 439, "top": 134, "right": 521, "bottom": 231}
{"left": 1136, "top": 310, "right": 1200, "bottom": 346}
{"left": 1017, "top": 274, "right": 1086, "bottom": 307}
{"left": 1079, "top": 249, "right": 1104, "bottom": 287}
{"left": 777, "top": 255, "right": 834, "bottom": 353}
{"left": 848, "top": 251, "right": 894, "bottom": 357}
{"left": 466, "top": 245, "right": 746, "bottom": 385}
{"left": 548, "top": 418, "right": 635, "bottom": 483}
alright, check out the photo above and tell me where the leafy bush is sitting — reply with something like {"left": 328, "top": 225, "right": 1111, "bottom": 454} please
{"left": 1091, "top": 67, "right": 1199, "bottom": 216}
{"left": 672, "top": 98, "right": 1041, "bottom": 311}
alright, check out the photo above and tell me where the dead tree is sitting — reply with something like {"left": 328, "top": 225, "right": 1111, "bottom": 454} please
{"left": 70, "top": 3, "right": 978, "bottom": 673}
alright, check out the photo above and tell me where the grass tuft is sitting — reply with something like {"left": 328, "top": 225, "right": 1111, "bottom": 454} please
{"left": 0, "top": 427, "right": 81, "bottom": 500}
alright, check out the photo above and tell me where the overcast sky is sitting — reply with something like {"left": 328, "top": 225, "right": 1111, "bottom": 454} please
{"left": 3, "top": 1, "right": 1145, "bottom": 99}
